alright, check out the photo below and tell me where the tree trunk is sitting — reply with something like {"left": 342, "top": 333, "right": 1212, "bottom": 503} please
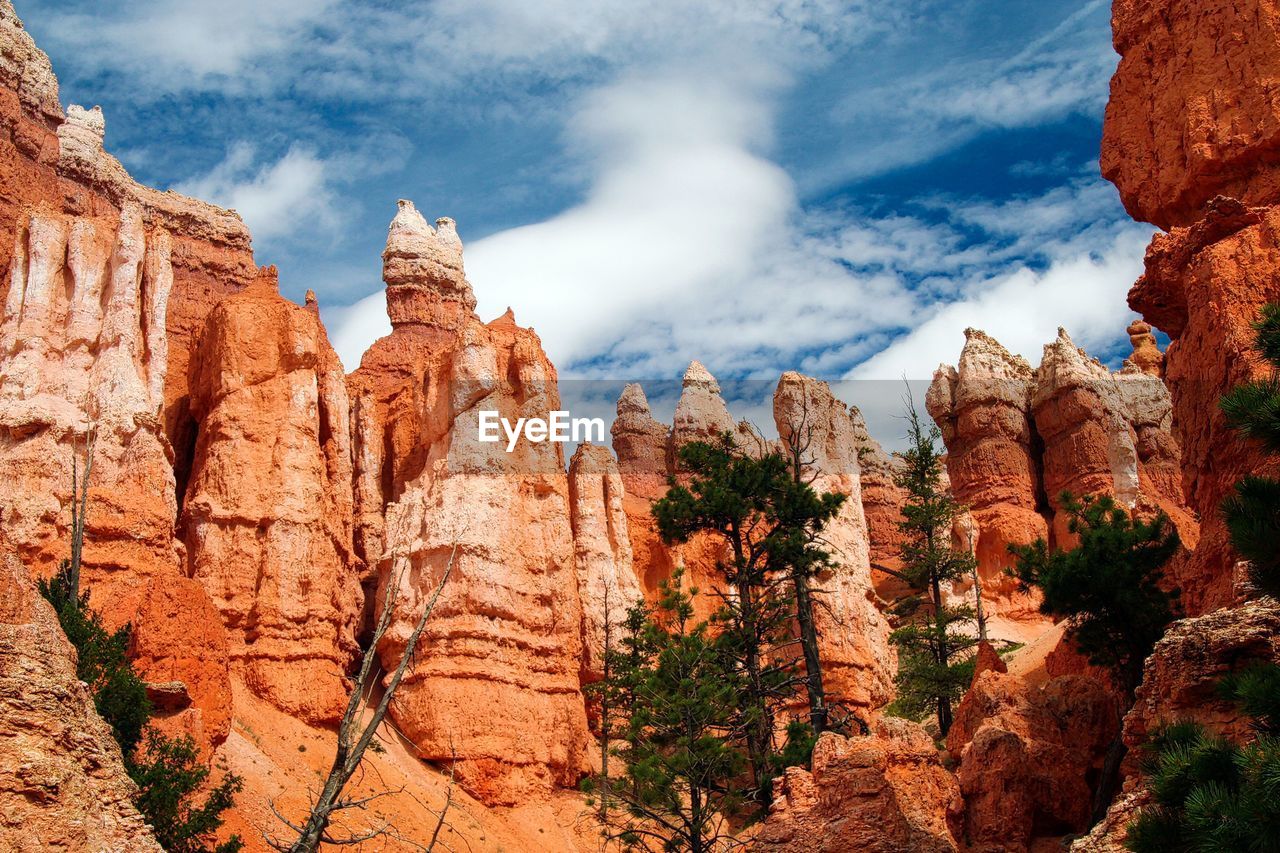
{"left": 794, "top": 571, "right": 827, "bottom": 734}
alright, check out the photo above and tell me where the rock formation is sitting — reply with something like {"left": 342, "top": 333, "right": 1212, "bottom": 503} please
{"left": 1073, "top": 597, "right": 1280, "bottom": 851}
{"left": 849, "top": 406, "right": 909, "bottom": 598}
{"left": 925, "top": 329, "right": 1049, "bottom": 638}
{"left": 773, "top": 373, "right": 894, "bottom": 712}
{"left": 948, "top": 669, "right": 1120, "bottom": 850}
{"left": 1031, "top": 328, "right": 1141, "bottom": 544}
{"left": 610, "top": 382, "right": 677, "bottom": 597}
{"left": 757, "top": 720, "right": 963, "bottom": 852}
{"left": 0, "top": 534, "right": 162, "bottom": 852}
{"left": 1101, "top": 0, "right": 1280, "bottom": 230}
{"left": 568, "top": 443, "right": 643, "bottom": 684}
{"left": 1102, "top": 0, "right": 1280, "bottom": 613}
{"left": 183, "top": 267, "right": 360, "bottom": 724}
{"left": 349, "top": 201, "right": 590, "bottom": 806}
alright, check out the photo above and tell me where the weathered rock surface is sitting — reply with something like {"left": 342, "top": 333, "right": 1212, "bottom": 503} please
{"left": 183, "top": 267, "right": 360, "bottom": 724}
{"left": 610, "top": 383, "right": 677, "bottom": 598}
{"left": 1131, "top": 199, "right": 1280, "bottom": 612}
{"left": 568, "top": 443, "right": 643, "bottom": 685}
{"left": 1073, "top": 598, "right": 1280, "bottom": 851}
{"left": 850, "top": 406, "right": 909, "bottom": 599}
{"left": 757, "top": 720, "right": 963, "bottom": 852}
{"left": 1102, "top": 0, "right": 1280, "bottom": 229}
{"left": 1031, "top": 328, "right": 1141, "bottom": 544}
{"left": 0, "top": 534, "right": 163, "bottom": 852}
{"left": 773, "top": 372, "right": 894, "bottom": 712}
{"left": 926, "top": 329, "right": 1049, "bottom": 637}
{"left": 949, "top": 670, "right": 1120, "bottom": 851}
{"left": 349, "top": 201, "right": 590, "bottom": 806}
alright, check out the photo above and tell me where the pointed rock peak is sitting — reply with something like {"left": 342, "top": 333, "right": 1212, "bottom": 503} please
{"left": 570, "top": 442, "right": 615, "bottom": 474}
{"left": 617, "top": 382, "right": 652, "bottom": 416}
{"left": 65, "top": 104, "right": 105, "bottom": 141}
{"left": 1124, "top": 318, "right": 1165, "bottom": 377}
{"left": 959, "top": 327, "right": 1033, "bottom": 379}
{"left": 305, "top": 289, "right": 318, "bottom": 307}
{"left": 488, "top": 306, "right": 517, "bottom": 328}
{"left": 381, "top": 199, "right": 476, "bottom": 327}
{"left": 247, "top": 265, "right": 280, "bottom": 296}
{"left": 683, "top": 360, "right": 718, "bottom": 390}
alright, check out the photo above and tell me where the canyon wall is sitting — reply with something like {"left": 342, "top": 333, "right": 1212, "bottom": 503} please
{"left": 1103, "top": 0, "right": 1280, "bottom": 613}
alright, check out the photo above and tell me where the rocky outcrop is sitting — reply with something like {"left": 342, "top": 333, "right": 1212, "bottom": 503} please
{"left": 926, "top": 329, "right": 1049, "bottom": 637}
{"left": 611, "top": 383, "right": 676, "bottom": 597}
{"left": 568, "top": 443, "right": 643, "bottom": 685}
{"left": 183, "top": 267, "right": 360, "bottom": 724}
{"left": 1102, "top": 0, "right": 1280, "bottom": 229}
{"left": 757, "top": 720, "right": 963, "bottom": 853}
{"left": 1031, "top": 329, "right": 1141, "bottom": 544}
{"left": 773, "top": 373, "right": 894, "bottom": 712}
{"left": 349, "top": 201, "right": 590, "bottom": 806}
{"left": 1127, "top": 199, "right": 1280, "bottom": 612}
{"left": 1072, "top": 598, "right": 1280, "bottom": 852}
{"left": 949, "top": 670, "right": 1121, "bottom": 851}
{"left": 0, "top": 535, "right": 163, "bottom": 852}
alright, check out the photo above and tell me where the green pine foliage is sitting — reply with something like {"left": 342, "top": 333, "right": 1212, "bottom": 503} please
{"left": 128, "top": 731, "right": 245, "bottom": 853}
{"left": 888, "top": 402, "right": 978, "bottom": 735}
{"left": 1220, "top": 301, "right": 1280, "bottom": 597}
{"left": 38, "top": 562, "right": 242, "bottom": 853}
{"left": 1008, "top": 493, "right": 1180, "bottom": 693}
{"left": 653, "top": 433, "right": 844, "bottom": 801}
{"left": 38, "top": 561, "right": 152, "bottom": 756}
{"left": 1126, "top": 663, "right": 1280, "bottom": 852}
{"left": 584, "top": 572, "right": 747, "bottom": 853}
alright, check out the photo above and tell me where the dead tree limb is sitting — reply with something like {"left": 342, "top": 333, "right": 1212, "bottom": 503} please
{"left": 271, "top": 544, "right": 457, "bottom": 852}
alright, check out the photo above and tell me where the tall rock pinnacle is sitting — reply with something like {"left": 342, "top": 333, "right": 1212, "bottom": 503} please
{"left": 382, "top": 199, "right": 476, "bottom": 329}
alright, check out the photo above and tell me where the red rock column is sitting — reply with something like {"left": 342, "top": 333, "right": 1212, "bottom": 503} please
{"left": 183, "top": 268, "right": 359, "bottom": 724}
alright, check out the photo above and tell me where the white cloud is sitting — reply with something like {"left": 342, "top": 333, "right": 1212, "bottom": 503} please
{"left": 174, "top": 144, "right": 339, "bottom": 242}
{"left": 850, "top": 226, "right": 1153, "bottom": 381}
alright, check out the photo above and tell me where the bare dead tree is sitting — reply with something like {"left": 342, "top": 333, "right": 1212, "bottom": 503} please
{"left": 269, "top": 544, "right": 457, "bottom": 852}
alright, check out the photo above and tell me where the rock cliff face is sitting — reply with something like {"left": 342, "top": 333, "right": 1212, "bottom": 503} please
{"left": 0, "top": 534, "right": 162, "bottom": 852}
{"left": 925, "top": 329, "right": 1048, "bottom": 636}
{"left": 1102, "top": 0, "right": 1280, "bottom": 613}
{"left": 850, "top": 406, "right": 909, "bottom": 598}
{"left": 948, "top": 670, "right": 1120, "bottom": 851}
{"left": 1102, "top": 0, "right": 1280, "bottom": 230}
{"left": 568, "top": 443, "right": 643, "bottom": 685}
{"left": 928, "top": 326, "right": 1197, "bottom": 640}
{"left": 183, "top": 267, "right": 360, "bottom": 724}
{"left": 349, "top": 201, "right": 591, "bottom": 806}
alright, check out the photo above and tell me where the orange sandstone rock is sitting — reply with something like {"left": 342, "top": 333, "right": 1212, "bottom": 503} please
{"left": 0, "top": 535, "right": 162, "bottom": 852}
{"left": 350, "top": 201, "right": 590, "bottom": 806}
{"left": 849, "top": 405, "right": 909, "bottom": 599}
{"left": 611, "top": 383, "right": 677, "bottom": 598}
{"left": 926, "top": 329, "right": 1050, "bottom": 637}
{"left": 949, "top": 670, "right": 1120, "bottom": 851}
{"left": 568, "top": 443, "right": 643, "bottom": 685}
{"left": 757, "top": 720, "right": 963, "bottom": 852}
{"left": 1102, "top": 0, "right": 1280, "bottom": 229}
{"left": 773, "top": 372, "right": 894, "bottom": 713}
{"left": 183, "top": 267, "right": 359, "bottom": 724}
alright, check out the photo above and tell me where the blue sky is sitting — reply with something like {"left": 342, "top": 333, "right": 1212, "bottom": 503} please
{"left": 19, "top": 0, "right": 1151, "bottom": 444}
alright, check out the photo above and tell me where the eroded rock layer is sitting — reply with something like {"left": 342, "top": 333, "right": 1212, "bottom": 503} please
{"left": 350, "top": 201, "right": 591, "bottom": 806}
{"left": 183, "top": 268, "right": 360, "bottom": 724}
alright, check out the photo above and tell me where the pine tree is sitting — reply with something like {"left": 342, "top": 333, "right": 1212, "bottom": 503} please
{"left": 584, "top": 573, "right": 747, "bottom": 853}
{"left": 1009, "top": 492, "right": 1180, "bottom": 823}
{"left": 887, "top": 401, "right": 978, "bottom": 736}
{"left": 1126, "top": 663, "right": 1280, "bottom": 852}
{"left": 653, "top": 433, "right": 842, "bottom": 803}
{"left": 1220, "top": 301, "right": 1280, "bottom": 598}
{"left": 39, "top": 562, "right": 244, "bottom": 853}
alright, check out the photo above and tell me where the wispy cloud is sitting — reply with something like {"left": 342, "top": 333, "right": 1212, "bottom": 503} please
{"left": 174, "top": 143, "right": 339, "bottom": 243}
